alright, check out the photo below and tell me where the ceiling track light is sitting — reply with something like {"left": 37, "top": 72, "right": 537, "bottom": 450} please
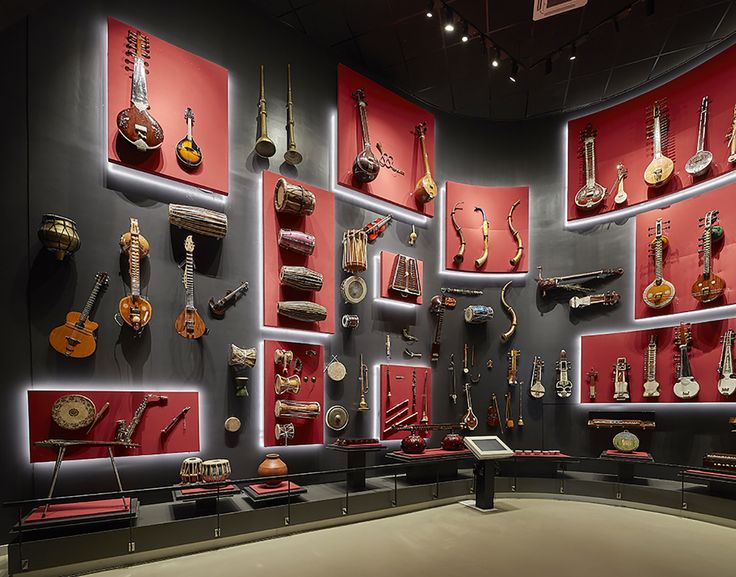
{"left": 509, "top": 61, "right": 518, "bottom": 83}
{"left": 461, "top": 22, "right": 469, "bottom": 42}
{"left": 491, "top": 47, "right": 500, "bottom": 67}
{"left": 569, "top": 44, "right": 577, "bottom": 61}
{"left": 443, "top": 7, "right": 455, "bottom": 32}
{"left": 425, "top": 0, "right": 434, "bottom": 18}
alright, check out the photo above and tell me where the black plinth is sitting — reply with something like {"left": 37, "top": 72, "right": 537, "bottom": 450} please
{"left": 386, "top": 449, "right": 470, "bottom": 484}
{"left": 599, "top": 451, "right": 654, "bottom": 483}
{"left": 474, "top": 461, "right": 496, "bottom": 510}
{"left": 326, "top": 443, "right": 386, "bottom": 491}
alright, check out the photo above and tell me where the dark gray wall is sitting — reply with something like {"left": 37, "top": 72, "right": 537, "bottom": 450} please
{"left": 3, "top": 0, "right": 735, "bottom": 540}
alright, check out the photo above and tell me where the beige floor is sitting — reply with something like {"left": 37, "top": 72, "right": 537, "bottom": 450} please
{"left": 89, "top": 499, "right": 735, "bottom": 577}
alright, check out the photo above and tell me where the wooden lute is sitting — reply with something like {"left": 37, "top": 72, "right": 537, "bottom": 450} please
{"left": 691, "top": 210, "right": 726, "bottom": 303}
{"left": 118, "top": 218, "right": 152, "bottom": 334}
{"left": 643, "top": 218, "right": 675, "bottom": 308}
{"left": 414, "top": 122, "right": 437, "bottom": 203}
{"left": 175, "top": 235, "right": 207, "bottom": 339}
{"left": 352, "top": 89, "right": 379, "bottom": 183}
{"left": 175, "top": 107, "right": 202, "bottom": 167}
{"left": 643, "top": 102, "right": 674, "bottom": 187}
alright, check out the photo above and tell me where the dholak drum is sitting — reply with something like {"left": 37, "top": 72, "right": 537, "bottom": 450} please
{"left": 277, "top": 301, "right": 327, "bottom": 322}
{"left": 342, "top": 229, "right": 367, "bottom": 273}
{"left": 38, "top": 214, "right": 81, "bottom": 260}
{"left": 179, "top": 457, "right": 203, "bottom": 484}
{"left": 201, "top": 459, "right": 231, "bottom": 482}
{"left": 169, "top": 204, "right": 228, "bottom": 239}
{"left": 463, "top": 305, "right": 494, "bottom": 324}
{"left": 340, "top": 275, "right": 367, "bottom": 304}
{"left": 274, "top": 178, "right": 316, "bottom": 216}
{"left": 278, "top": 228, "right": 316, "bottom": 256}
{"left": 280, "top": 266, "right": 323, "bottom": 292}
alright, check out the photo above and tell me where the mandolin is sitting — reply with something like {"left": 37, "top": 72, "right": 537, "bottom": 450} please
{"left": 49, "top": 272, "right": 109, "bottom": 358}
{"left": 175, "top": 107, "right": 203, "bottom": 167}
{"left": 175, "top": 235, "right": 207, "bottom": 339}
{"left": 118, "top": 218, "right": 152, "bottom": 334}
{"left": 673, "top": 323, "right": 699, "bottom": 399}
{"left": 643, "top": 101, "right": 674, "bottom": 187}
{"left": 529, "top": 356, "right": 545, "bottom": 399}
{"left": 613, "top": 163, "right": 628, "bottom": 205}
{"left": 413, "top": 122, "right": 437, "bottom": 204}
{"left": 691, "top": 210, "right": 726, "bottom": 303}
{"left": 642, "top": 335, "right": 660, "bottom": 398}
{"left": 574, "top": 123, "right": 606, "bottom": 210}
{"left": 643, "top": 218, "right": 675, "bottom": 309}
{"left": 352, "top": 89, "right": 379, "bottom": 183}
{"left": 717, "top": 329, "right": 736, "bottom": 396}
{"left": 555, "top": 350, "right": 572, "bottom": 398}
{"left": 116, "top": 30, "right": 164, "bottom": 152}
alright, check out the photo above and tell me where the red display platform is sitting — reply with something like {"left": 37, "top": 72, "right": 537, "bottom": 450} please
{"left": 107, "top": 18, "right": 228, "bottom": 194}
{"left": 337, "top": 65, "right": 435, "bottom": 217}
{"left": 391, "top": 448, "right": 471, "bottom": 459}
{"left": 380, "top": 364, "right": 432, "bottom": 441}
{"left": 25, "top": 498, "right": 131, "bottom": 523}
{"left": 180, "top": 484, "right": 236, "bottom": 495}
{"left": 28, "top": 390, "right": 199, "bottom": 462}
{"left": 262, "top": 171, "right": 335, "bottom": 334}
{"left": 580, "top": 318, "right": 736, "bottom": 403}
{"left": 444, "top": 183, "right": 529, "bottom": 273}
{"left": 685, "top": 469, "right": 736, "bottom": 480}
{"left": 248, "top": 481, "right": 301, "bottom": 495}
{"left": 634, "top": 182, "right": 735, "bottom": 320}
{"left": 263, "top": 340, "right": 324, "bottom": 447}
{"left": 567, "top": 44, "right": 736, "bottom": 222}
{"left": 513, "top": 451, "right": 571, "bottom": 458}
{"left": 379, "top": 251, "right": 424, "bottom": 305}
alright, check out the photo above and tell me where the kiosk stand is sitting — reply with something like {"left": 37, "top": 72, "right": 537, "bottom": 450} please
{"left": 461, "top": 436, "right": 514, "bottom": 511}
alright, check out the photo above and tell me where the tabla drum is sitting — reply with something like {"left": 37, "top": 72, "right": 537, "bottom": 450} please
{"left": 340, "top": 275, "right": 367, "bottom": 304}
{"left": 342, "top": 229, "right": 367, "bottom": 273}
{"left": 277, "top": 301, "right": 328, "bottom": 322}
{"left": 224, "top": 417, "right": 241, "bottom": 433}
{"left": 179, "top": 457, "right": 203, "bottom": 484}
{"left": 341, "top": 314, "right": 360, "bottom": 329}
{"left": 274, "top": 178, "right": 316, "bottom": 216}
{"left": 38, "top": 214, "right": 81, "bottom": 260}
{"left": 327, "top": 359, "right": 347, "bottom": 381}
{"left": 463, "top": 305, "right": 494, "bottom": 324}
{"left": 201, "top": 459, "right": 231, "bottom": 482}
{"left": 325, "top": 405, "right": 349, "bottom": 431}
{"left": 278, "top": 228, "right": 316, "bottom": 256}
{"left": 51, "top": 394, "right": 97, "bottom": 430}
{"left": 280, "top": 266, "right": 323, "bottom": 292}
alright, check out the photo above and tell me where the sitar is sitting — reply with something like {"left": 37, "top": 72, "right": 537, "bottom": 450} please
{"left": 691, "top": 210, "right": 725, "bottom": 303}
{"left": 414, "top": 122, "right": 437, "bottom": 203}
{"left": 461, "top": 383, "right": 478, "bottom": 430}
{"left": 49, "top": 272, "right": 109, "bottom": 358}
{"left": 684, "top": 96, "right": 712, "bottom": 177}
{"left": 352, "top": 89, "right": 379, "bottom": 183}
{"left": 644, "top": 101, "right": 674, "bottom": 187}
{"left": 642, "top": 335, "right": 660, "bottom": 398}
{"left": 574, "top": 123, "right": 606, "bottom": 210}
{"left": 529, "top": 356, "right": 545, "bottom": 399}
{"left": 175, "top": 108, "right": 203, "bottom": 167}
{"left": 673, "top": 323, "right": 699, "bottom": 399}
{"left": 116, "top": 30, "right": 164, "bottom": 151}
{"left": 118, "top": 218, "right": 152, "bottom": 334}
{"left": 643, "top": 218, "right": 675, "bottom": 308}
{"left": 175, "top": 235, "right": 207, "bottom": 339}
{"left": 717, "top": 329, "right": 736, "bottom": 396}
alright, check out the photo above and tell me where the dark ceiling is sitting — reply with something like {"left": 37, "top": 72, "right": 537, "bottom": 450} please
{"left": 248, "top": 0, "right": 736, "bottom": 120}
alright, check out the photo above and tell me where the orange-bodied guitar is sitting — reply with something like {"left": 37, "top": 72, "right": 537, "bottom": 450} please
{"left": 643, "top": 101, "right": 674, "bottom": 187}
{"left": 49, "top": 272, "right": 109, "bottom": 358}
{"left": 175, "top": 235, "right": 207, "bottom": 339}
{"left": 175, "top": 108, "right": 203, "bottom": 167}
{"left": 691, "top": 210, "right": 726, "bottom": 303}
{"left": 413, "top": 122, "right": 438, "bottom": 204}
{"left": 118, "top": 218, "right": 152, "bottom": 334}
{"left": 643, "top": 218, "right": 675, "bottom": 308}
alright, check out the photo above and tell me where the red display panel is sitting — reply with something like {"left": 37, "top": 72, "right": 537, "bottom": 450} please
{"left": 337, "top": 64, "right": 435, "bottom": 217}
{"left": 379, "top": 251, "right": 424, "bottom": 305}
{"left": 26, "top": 498, "right": 132, "bottom": 523}
{"left": 634, "top": 182, "right": 735, "bottom": 319}
{"left": 580, "top": 318, "right": 735, "bottom": 403}
{"left": 379, "top": 364, "right": 432, "bottom": 441}
{"left": 566, "top": 44, "right": 736, "bottom": 222}
{"left": 262, "top": 171, "right": 335, "bottom": 334}
{"left": 107, "top": 17, "right": 229, "bottom": 195}
{"left": 28, "top": 390, "right": 199, "bottom": 462}
{"left": 263, "top": 340, "right": 324, "bottom": 447}
{"left": 444, "top": 183, "right": 530, "bottom": 273}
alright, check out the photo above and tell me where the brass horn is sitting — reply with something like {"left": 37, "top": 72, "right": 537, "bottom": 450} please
{"left": 255, "top": 64, "right": 276, "bottom": 158}
{"left": 274, "top": 374, "right": 300, "bottom": 395}
{"left": 284, "top": 64, "right": 303, "bottom": 166}
{"left": 229, "top": 344, "right": 257, "bottom": 368}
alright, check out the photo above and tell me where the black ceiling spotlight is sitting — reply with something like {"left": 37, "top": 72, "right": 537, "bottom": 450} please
{"left": 545, "top": 56, "right": 552, "bottom": 75}
{"left": 425, "top": 1, "right": 434, "bottom": 18}
{"left": 492, "top": 47, "right": 500, "bottom": 68}
{"left": 443, "top": 6, "right": 455, "bottom": 32}
{"left": 569, "top": 43, "right": 577, "bottom": 61}
{"left": 509, "top": 61, "right": 518, "bottom": 83}
{"left": 461, "top": 21, "right": 469, "bottom": 43}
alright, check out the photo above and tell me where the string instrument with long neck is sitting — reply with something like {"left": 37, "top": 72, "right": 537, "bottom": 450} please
{"left": 569, "top": 291, "right": 620, "bottom": 309}
{"left": 644, "top": 101, "right": 674, "bottom": 187}
{"left": 450, "top": 202, "right": 466, "bottom": 264}
{"left": 175, "top": 235, "right": 207, "bottom": 339}
{"left": 507, "top": 200, "right": 524, "bottom": 266}
{"left": 49, "top": 272, "right": 109, "bottom": 358}
{"left": 115, "top": 393, "right": 167, "bottom": 445}
{"left": 430, "top": 294, "right": 456, "bottom": 363}
{"left": 726, "top": 104, "right": 736, "bottom": 163}
{"left": 208, "top": 281, "right": 249, "bottom": 317}
{"left": 574, "top": 123, "right": 606, "bottom": 210}
{"left": 613, "top": 163, "right": 628, "bottom": 205}
{"left": 254, "top": 64, "right": 276, "bottom": 158}
{"left": 118, "top": 218, "right": 152, "bottom": 334}
{"left": 413, "top": 122, "right": 437, "bottom": 203}
{"left": 612, "top": 357, "right": 630, "bottom": 401}
{"left": 486, "top": 392, "right": 500, "bottom": 429}
{"left": 685, "top": 96, "right": 712, "bottom": 177}
{"left": 536, "top": 266, "right": 624, "bottom": 297}
{"left": 691, "top": 210, "right": 726, "bottom": 303}
{"left": 643, "top": 218, "right": 675, "bottom": 308}
{"left": 717, "top": 329, "right": 736, "bottom": 396}
{"left": 507, "top": 349, "right": 520, "bottom": 386}
{"left": 500, "top": 281, "right": 517, "bottom": 342}
{"left": 116, "top": 30, "right": 164, "bottom": 151}
{"left": 642, "top": 335, "right": 660, "bottom": 398}
{"left": 673, "top": 323, "right": 699, "bottom": 399}
{"left": 283, "top": 63, "right": 303, "bottom": 166}
{"left": 352, "top": 89, "right": 379, "bottom": 183}
{"left": 461, "top": 383, "right": 478, "bottom": 430}
{"left": 555, "top": 350, "right": 572, "bottom": 398}
{"left": 530, "top": 356, "right": 545, "bottom": 399}
{"left": 586, "top": 368, "right": 598, "bottom": 401}
{"left": 175, "top": 107, "right": 202, "bottom": 167}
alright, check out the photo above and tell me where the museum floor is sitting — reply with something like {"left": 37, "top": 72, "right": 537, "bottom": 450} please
{"left": 65, "top": 498, "right": 735, "bottom": 577}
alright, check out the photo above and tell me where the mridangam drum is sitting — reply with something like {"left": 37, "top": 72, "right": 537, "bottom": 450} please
{"left": 340, "top": 275, "right": 367, "bottom": 304}
{"left": 274, "top": 178, "right": 316, "bottom": 216}
{"left": 169, "top": 204, "right": 228, "bottom": 239}
{"left": 463, "top": 305, "right": 494, "bottom": 324}
{"left": 275, "top": 399, "right": 321, "bottom": 419}
{"left": 179, "top": 457, "right": 203, "bottom": 484}
{"left": 38, "top": 214, "right": 81, "bottom": 260}
{"left": 341, "top": 314, "right": 360, "bottom": 329}
{"left": 201, "top": 459, "right": 231, "bottom": 482}
{"left": 277, "top": 301, "right": 327, "bottom": 322}
{"left": 280, "top": 266, "right": 323, "bottom": 292}
{"left": 342, "top": 229, "right": 367, "bottom": 273}
{"left": 278, "top": 228, "right": 315, "bottom": 256}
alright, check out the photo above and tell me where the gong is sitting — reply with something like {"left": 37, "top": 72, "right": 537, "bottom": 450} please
{"left": 325, "top": 405, "right": 349, "bottom": 431}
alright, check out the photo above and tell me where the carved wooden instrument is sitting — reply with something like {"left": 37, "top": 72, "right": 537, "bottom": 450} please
{"left": 504, "top": 391, "right": 514, "bottom": 430}
{"left": 555, "top": 350, "right": 572, "bottom": 398}
{"left": 717, "top": 329, "right": 736, "bottom": 396}
{"left": 537, "top": 266, "right": 624, "bottom": 296}
{"left": 588, "top": 419, "right": 655, "bottom": 430}
{"left": 691, "top": 210, "right": 726, "bottom": 303}
{"left": 430, "top": 294, "right": 456, "bottom": 363}
{"left": 362, "top": 214, "right": 393, "bottom": 242}
{"left": 613, "top": 163, "right": 628, "bottom": 205}
{"left": 642, "top": 335, "right": 660, "bottom": 398}
{"left": 486, "top": 392, "right": 500, "bottom": 428}
{"left": 175, "top": 108, "right": 202, "bottom": 167}
{"left": 461, "top": 383, "right": 478, "bottom": 430}
{"left": 574, "top": 123, "right": 606, "bottom": 209}
{"left": 726, "top": 104, "right": 736, "bottom": 163}
{"left": 499, "top": 281, "right": 517, "bottom": 342}
{"left": 209, "top": 281, "right": 249, "bottom": 317}
{"left": 255, "top": 64, "right": 276, "bottom": 158}
{"left": 175, "top": 236, "right": 207, "bottom": 339}
{"left": 530, "top": 356, "right": 545, "bottom": 399}
{"left": 685, "top": 96, "right": 712, "bottom": 177}
{"left": 673, "top": 323, "right": 700, "bottom": 399}
{"left": 474, "top": 206, "right": 489, "bottom": 269}
{"left": 49, "top": 272, "right": 108, "bottom": 358}
{"left": 116, "top": 31, "right": 164, "bottom": 151}
{"left": 420, "top": 370, "right": 429, "bottom": 424}
{"left": 644, "top": 101, "right": 674, "bottom": 187}
{"left": 451, "top": 202, "right": 466, "bottom": 264}
{"left": 507, "top": 200, "right": 524, "bottom": 266}
{"left": 704, "top": 453, "right": 736, "bottom": 471}
{"left": 569, "top": 291, "right": 620, "bottom": 309}
{"left": 358, "top": 354, "right": 369, "bottom": 411}
{"left": 118, "top": 218, "right": 152, "bottom": 334}
{"left": 612, "top": 357, "right": 630, "bottom": 401}
{"left": 352, "top": 89, "right": 379, "bottom": 183}
{"left": 507, "top": 349, "right": 520, "bottom": 386}
{"left": 284, "top": 63, "right": 303, "bottom": 166}
{"left": 643, "top": 218, "right": 675, "bottom": 308}
{"left": 414, "top": 122, "right": 437, "bottom": 203}
{"left": 586, "top": 368, "right": 598, "bottom": 401}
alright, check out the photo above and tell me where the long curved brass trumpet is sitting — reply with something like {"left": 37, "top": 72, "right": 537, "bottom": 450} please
{"left": 451, "top": 202, "right": 465, "bottom": 264}
{"left": 500, "top": 281, "right": 517, "bottom": 343}
{"left": 507, "top": 200, "right": 524, "bottom": 267}
{"left": 474, "top": 206, "right": 489, "bottom": 269}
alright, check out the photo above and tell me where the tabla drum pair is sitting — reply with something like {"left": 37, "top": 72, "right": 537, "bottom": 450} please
{"left": 274, "top": 178, "right": 316, "bottom": 216}
{"left": 180, "top": 457, "right": 203, "bottom": 484}
{"left": 464, "top": 305, "right": 494, "bottom": 324}
{"left": 201, "top": 459, "right": 231, "bottom": 483}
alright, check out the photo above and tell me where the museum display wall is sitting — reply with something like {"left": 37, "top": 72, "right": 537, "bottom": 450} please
{"left": 2, "top": 0, "right": 736, "bottom": 540}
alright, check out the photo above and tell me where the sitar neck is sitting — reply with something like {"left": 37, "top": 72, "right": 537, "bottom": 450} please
{"left": 130, "top": 233, "right": 141, "bottom": 298}
{"left": 678, "top": 345, "right": 693, "bottom": 378}
{"left": 696, "top": 97, "right": 708, "bottom": 153}
{"left": 357, "top": 99, "right": 371, "bottom": 148}
{"left": 720, "top": 332, "right": 734, "bottom": 376}
{"left": 653, "top": 114, "right": 663, "bottom": 158}
{"left": 703, "top": 227, "right": 712, "bottom": 277}
{"left": 583, "top": 139, "right": 595, "bottom": 187}
{"left": 646, "top": 339, "right": 657, "bottom": 381}
{"left": 654, "top": 236, "right": 664, "bottom": 283}
{"left": 419, "top": 132, "right": 431, "bottom": 176}
{"left": 184, "top": 251, "right": 195, "bottom": 310}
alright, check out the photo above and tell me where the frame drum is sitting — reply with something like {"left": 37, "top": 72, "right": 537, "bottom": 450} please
{"left": 224, "top": 417, "right": 241, "bottom": 432}
{"left": 274, "top": 178, "right": 316, "bottom": 216}
{"left": 201, "top": 459, "right": 231, "bottom": 483}
{"left": 463, "top": 305, "right": 494, "bottom": 324}
{"left": 51, "top": 394, "right": 97, "bottom": 430}
{"left": 340, "top": 275, "right": 367, "bottom": 304}
{"left": 327, "top": 359, "right": 347, "bottom": 381}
